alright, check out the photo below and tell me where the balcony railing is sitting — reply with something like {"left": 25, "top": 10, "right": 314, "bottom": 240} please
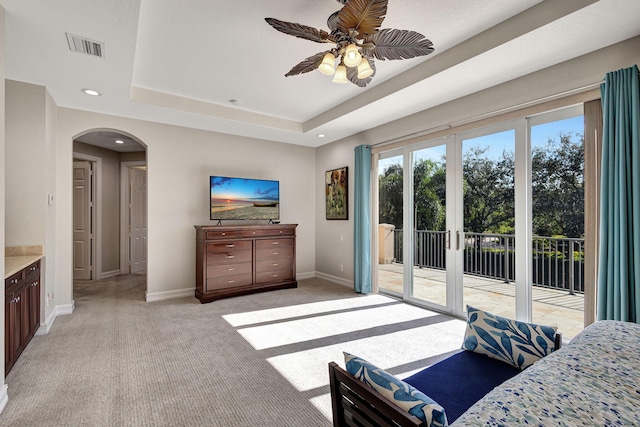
{"left": 392, "top": 229, "right": 584, "bottom": 295}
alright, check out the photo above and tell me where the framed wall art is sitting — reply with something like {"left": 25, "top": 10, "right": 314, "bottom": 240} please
{"left": 326, "top": 167, "right": 348, "bottom": 220}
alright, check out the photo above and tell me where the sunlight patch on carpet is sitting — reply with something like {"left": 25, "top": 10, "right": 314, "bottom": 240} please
{"left": 234, "top": 303, "right": 441, "bottom": 350}
{"left": 266, "top": 319, "right": 466, "bottom": 392}
{"left": 222, "top": 294, "right": 394, "bottom": 327}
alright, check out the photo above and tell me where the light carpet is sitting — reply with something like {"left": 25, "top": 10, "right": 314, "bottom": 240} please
{"left": 0, "top": 274, "right": 465, "bottom": 426}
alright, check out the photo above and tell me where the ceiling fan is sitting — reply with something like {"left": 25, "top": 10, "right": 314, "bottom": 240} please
{"left": 265, "top": 0, "right": 434, "bottom": 87}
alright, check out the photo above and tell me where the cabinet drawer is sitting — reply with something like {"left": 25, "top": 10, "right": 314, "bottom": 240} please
{"left": 256, "top": 269, "right": 294, "bottom": 284}
{"left": 207, "top": 263, "right": 252, "bottom": 279}
{"left": 5, "top": 270, "right": 24, "bottom": 290}
{"left": 206, "top": 274, "right": 253, "bottom": 291}
{"left": 256, "top": 259, "right": 293, "bottom": 274}
{"left": 207, "top": 250, "right": 252, "bottom": 265}
{"left": 25, "top": 261, "right": 40, "bottom": 280}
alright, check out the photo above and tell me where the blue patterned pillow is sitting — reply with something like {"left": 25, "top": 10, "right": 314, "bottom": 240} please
{"left": 462, "top": 305, "right": 557, "bottom": 370}
{"left": 343, "top": 352, "right": 448, "bottom": 427}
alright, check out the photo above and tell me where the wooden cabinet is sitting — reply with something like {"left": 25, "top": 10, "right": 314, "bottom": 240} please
{"left": 195, "top": 224, "right": 297, "bottom": 303}
{"left": 5, "top": 260, "right": 40, "bottom": 376}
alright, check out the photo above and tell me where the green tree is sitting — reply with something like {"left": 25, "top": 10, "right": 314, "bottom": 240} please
{"left": 463, "top": 146, "right": 514, "bottom": 233}
{"left": 532, "top": 132, "right": 584, "bottom": 237}
{"left": 378, "top": 163, "right": 403, "bottom": 229}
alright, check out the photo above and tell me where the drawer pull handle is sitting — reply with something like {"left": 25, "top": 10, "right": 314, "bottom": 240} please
{"left": 272, "top": 242, "right": 280, "bottom": 245}
{"left": 226, "top": 244, "right": 235, "bottom": 248}
{"left": 271, "top": 274, "right": 279, "bottom": 278}
{"left": 227, "top": 280, "right": 235, "bottom": 284}
{"left": 227, "top": 268, "right": 236, "bottom": 271}
{"left": 227, "top": 255, "right": 235, "bottom": 259}
{"left": 272, "top": 252, "right": 279, "bottom": 255}
{"left": 221, "top": 233, "right": 226, "bottom": 236}
{"left": 273, "top": 263, "right": 279, "bottom": 266}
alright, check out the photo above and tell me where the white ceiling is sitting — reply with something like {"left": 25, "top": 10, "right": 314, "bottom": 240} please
{"left": 2, "top": 0, "right": 640, "bottom": 149}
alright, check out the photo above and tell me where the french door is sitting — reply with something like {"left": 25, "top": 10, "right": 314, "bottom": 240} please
{"left": 376, "top": 106, "right": 585, "bottom": 335}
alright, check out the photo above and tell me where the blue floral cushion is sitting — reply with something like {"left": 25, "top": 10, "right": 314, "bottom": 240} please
{"left": 462, "top": 305, "right": 557, "bottom": 370}
{"left": 343, "top": 352, "right": 448, "bottom": 427}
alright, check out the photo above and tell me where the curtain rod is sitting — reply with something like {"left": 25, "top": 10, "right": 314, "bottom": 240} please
{"left": 370, "top": 81, "right": 603, "bottom": 149}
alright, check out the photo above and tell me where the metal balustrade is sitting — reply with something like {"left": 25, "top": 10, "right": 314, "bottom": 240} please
{"left": 392, "top": 229, "right": 584, "bottom": 295}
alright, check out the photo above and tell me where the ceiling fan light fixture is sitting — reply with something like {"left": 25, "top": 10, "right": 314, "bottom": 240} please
{"left": 357, "top": 58, "right": 374, "bottom": 79}
{"left": 343, "top": 43, "right": 362, "bottom": 67}
{"left": 332, "top": 65, "right": 349, "bottom": 84}
{"left": 318, "top": 52, "right": 337, "bottom": 75}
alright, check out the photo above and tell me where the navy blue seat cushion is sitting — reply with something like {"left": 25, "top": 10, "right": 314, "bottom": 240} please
{"left": 403, "top": 350, "right": 520, "bottom": 423}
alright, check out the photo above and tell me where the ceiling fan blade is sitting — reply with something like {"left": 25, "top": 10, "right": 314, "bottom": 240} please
{"left": 265, "top": 18, "right": 334, "bottom": 43}
{"left": 285, "top": 51, "right": 329, "bottom": 77}
{"left": 337, "top": 0, "right": 388, "bottom": 36}
{"left": 362, "top": 28, "right": 434, "bottom": 60}
{"left": 346, "top": 57, "right": 376, "bottom": 87}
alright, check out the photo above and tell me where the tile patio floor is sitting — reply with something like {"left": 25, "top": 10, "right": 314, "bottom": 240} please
{"left": 378, "top": 263, "right": 585, "bottom": 339}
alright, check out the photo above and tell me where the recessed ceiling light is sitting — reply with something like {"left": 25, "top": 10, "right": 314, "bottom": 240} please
{"left": 115, "top": 139, "right": 125, "bottom": 144}
{"left": 81, "top": 88, "right": 101, "bottom": 96}
{"left": 317, "top": 134, "right": 326, "bottom": 138}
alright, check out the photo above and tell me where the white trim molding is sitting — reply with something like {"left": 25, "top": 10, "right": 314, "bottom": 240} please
{"left": 315, "top": 271, "right": 353, "bottom": 289}
{"left": 36, "top": 308, "right": 57, "bottom": 335}
{"left": 146, "top": 288, "right": 194, "bottom": 302}
{"left": 296, "top": 271, "right": 315, "bottom": 281}
{"left": 56, "top": 301, "right": 76, "bottom": 316}
{"left": 99, "top": 270, "right": 120, "bottom": 280}
{"left": 0, "top": 384, "right": 8, "bottom": 415}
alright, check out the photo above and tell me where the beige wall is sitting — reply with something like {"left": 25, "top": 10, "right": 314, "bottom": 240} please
{"left": 5, "top": 79, "right": 58, "bottom": 327}
{"left": 56, "top": 109, "right": 316, "bottom": 305}
{"left": 314, "top": 35, "right": 640, "bottom": 285}
{"left": 5, "top": 80, "right": 47, "bottom": 245}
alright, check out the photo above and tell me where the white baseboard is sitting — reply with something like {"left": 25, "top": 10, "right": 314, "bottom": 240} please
{"left": 315, "top": 271, "right": 353, "bottom": 289}
{"left": 99, "top": 270, "right": 120, "bottom": 279}
{"left": 296, "top": 271, "right": 315, "bottom": 281}
{"left": 36, "top": 307, "right": 58, "bottom": 335}
{"left": 0, "top": 384, "right": 8, "bottom": 415}
{"left": 56, "top": 301, "right": 76, "bottom": 316}
{"left": 146, "top": 288, "right": 194, "bottom": 302}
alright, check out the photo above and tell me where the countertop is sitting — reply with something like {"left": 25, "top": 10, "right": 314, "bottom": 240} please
{"left": 5, "top": 246, "right": 44, "bottom": 279}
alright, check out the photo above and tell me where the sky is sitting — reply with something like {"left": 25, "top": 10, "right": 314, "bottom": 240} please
{"left": 378, "top": 115, "right": 584, "bottom": 175}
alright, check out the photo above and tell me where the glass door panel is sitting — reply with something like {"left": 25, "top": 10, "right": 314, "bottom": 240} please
{"left": 377, "top": 154, "right": 404, "bottom": 295}
{"left": 530, "top": 113, "right": 584, "bottom": 339}
{"left": 410, "top": 144, "right": 448, "bottom": 307}
{"left": 461, "top": 130, "right": 516, "bottom": 319}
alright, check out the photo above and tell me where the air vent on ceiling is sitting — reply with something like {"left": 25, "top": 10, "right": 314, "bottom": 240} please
{"left": 66, "top": 33, "right": 105, "bottom": 58}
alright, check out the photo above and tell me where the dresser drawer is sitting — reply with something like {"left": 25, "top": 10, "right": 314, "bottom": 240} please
{"left": 256, "top": 245, "right": 293, "bottom": 261}
{"left": 207, "top": 240, "right": 252, "bottom": 253}
{"left": 256, "top": 238, "right": 293, "bottom": 250}
{"left": 207, "top": 262, "right": 253, "bottom": 279}
{"left": 206, "top": 274, "right": 253, "bottom": 291}
{"left": 256, "top": 269, "right": 294, "bottom": 284}
{"left": 256, "top": 259, "right": 293, "bottom": 274}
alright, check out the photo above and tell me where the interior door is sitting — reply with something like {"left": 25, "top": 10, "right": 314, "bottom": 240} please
{"left": 130, "top": 167, "right": 147, "bottom": 273}
{"left": 73, "top": 161, "right": 93, "bottom": 280}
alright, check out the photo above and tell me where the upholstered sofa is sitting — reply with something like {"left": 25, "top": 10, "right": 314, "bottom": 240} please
{"left": 329, "top": 309, "right": 639, "bottom": 426}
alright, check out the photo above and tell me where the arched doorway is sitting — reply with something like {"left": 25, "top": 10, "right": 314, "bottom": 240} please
{"left": 72, "top": 129, "right": 148, "bottom": 297}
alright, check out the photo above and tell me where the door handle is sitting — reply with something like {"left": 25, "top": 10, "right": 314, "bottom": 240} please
{"left": 456, "top": 231, "right": 461, "bottom": 251}
{"left": 446, "top": 230, "right": 451, "bottom": 250}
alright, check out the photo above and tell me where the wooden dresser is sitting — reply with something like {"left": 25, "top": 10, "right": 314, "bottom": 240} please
{"left": 195, "top": 224, "right": 297, "bottom": 303}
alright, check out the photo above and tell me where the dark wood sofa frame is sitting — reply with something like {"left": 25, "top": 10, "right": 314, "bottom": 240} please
{"left": 328, "top": 333, "right": 562, "bottom": 427}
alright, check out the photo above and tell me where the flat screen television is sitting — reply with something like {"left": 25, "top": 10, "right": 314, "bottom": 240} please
{"left": 210, "top": 176, "right": 280, "bottom": 221}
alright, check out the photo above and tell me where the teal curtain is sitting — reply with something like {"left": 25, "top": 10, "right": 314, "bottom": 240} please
{"left": 354, "top": 145, "right": 372, "bottom": 293}
{"left": 598, "top": 64, "right": 640, "bottom": 322}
